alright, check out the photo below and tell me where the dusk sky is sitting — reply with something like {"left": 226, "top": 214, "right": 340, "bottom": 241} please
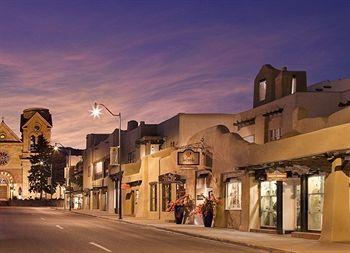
{"left": 1, "top": 0, "right": 350, "bottom": 148}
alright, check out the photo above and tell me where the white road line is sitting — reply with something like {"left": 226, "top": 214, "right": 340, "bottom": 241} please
{"left": 56, "top": 225, "right": 64, "bottom": 230}
{"left": 89, "top": 242, "right": 112, "bottom": 252}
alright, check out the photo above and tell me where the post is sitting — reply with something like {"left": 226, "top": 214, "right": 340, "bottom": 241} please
{"left": 118, "top": 113, "right": 122, "bottom": 219}
{"left": 68, "top": 149, "right": 72, "bottom": 211}
{"left": 50, "top": 164, "right": 53, "bottom": 200}
{"left": 300, "top": 175, "right": 308, "bottom": 231}
{"left": 276, "top": 181, "right": 283, "bottom": 234}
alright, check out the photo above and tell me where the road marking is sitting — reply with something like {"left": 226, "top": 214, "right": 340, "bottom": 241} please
{"left": 56, "top": 225, "right": 64, "bottom": 230}
{"left": 41, "top": 218, "right": 46, "bottom": 221}
{"left": 89, "top": 242, "right": 112, "bottom": 252}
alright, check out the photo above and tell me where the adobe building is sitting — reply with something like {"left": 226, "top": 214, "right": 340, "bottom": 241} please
{"left": 0, "top": 108, "right": 53, "bottom": 200}
{"left": 82, "top": 65, "right": 350, "bottom": 242}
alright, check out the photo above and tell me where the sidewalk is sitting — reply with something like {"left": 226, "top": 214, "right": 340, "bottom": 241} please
{"left": 66, "top": 209, "right": 350, "bottom": 253}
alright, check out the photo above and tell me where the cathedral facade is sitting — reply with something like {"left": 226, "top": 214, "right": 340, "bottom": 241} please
{"left": 0, "top": 108, "right": 52, "bottom": 200}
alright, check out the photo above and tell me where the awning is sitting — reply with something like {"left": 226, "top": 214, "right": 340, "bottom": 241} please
{"left": 222, "top": 171, "right": 245, "bottom": 182}
{"left": 196, "top": 169, "right": 212, "bottom": 178}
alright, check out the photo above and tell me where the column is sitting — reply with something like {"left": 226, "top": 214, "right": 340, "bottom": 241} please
{"left": 300, "top": 175, "right": 308, "bottom": 232}
{"left": 320, "top": 158, "right": 350, "bottom": 242}
{"left": 276, "top": 181, "right": 283, "bottom": 234}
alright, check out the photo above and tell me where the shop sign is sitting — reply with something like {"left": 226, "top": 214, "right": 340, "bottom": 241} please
{"left": 159, "top": 173, "right": 181, "bottom": 184}
{"left": 177, "top": 149, "right": 200, "bottom": 166}
{"left": 267, "top": 171, "right": 287, "bottom": 181}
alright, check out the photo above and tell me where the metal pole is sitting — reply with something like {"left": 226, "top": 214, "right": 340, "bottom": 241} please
{"left": 68, "top": 149, "right": 72, "bottom": 211}
{"left": 118, "top": 113, "right": 122, "bottom": 219}
{"left": 50, "top": 164, "right": 53, "bottom": 200}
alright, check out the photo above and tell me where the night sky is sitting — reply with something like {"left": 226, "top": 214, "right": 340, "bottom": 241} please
{"left": 1, "top": 0, "right": 350, "bottom": 148}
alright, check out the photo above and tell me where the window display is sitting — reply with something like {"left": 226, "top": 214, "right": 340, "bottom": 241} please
{"left": 308, "top": 175, "right": 325, "bottom": 231}
{"left": 260, "top": 181, "right": 277, "bottom": 227}
{"left": 225, "top": 180, "right": 242, "bottom": 210}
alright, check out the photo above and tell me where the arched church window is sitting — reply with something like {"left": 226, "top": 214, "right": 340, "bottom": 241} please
{"left": 30, "top": 136, "right": 36, "bottom": 151}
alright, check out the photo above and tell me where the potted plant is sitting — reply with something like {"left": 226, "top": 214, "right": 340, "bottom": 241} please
{"left": 166, "top": 197, "right": 185, "bottom": 224}
{"left": 200, "top": 196, "right": 216, "bottom": 227}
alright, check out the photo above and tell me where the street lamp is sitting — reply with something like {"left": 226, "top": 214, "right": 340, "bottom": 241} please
{"left": 90, "top": 102, "right": 122, "bottom": 219}
{"left": 54, "top": 143, "right": 72, "bottom": 211}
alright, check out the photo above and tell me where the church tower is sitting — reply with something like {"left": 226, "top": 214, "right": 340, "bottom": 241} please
{"left": 20, "top": 108, "right": 53, "bottom": 154}
{"left": 20, "top": 108, "right": 53, "bottom": 199}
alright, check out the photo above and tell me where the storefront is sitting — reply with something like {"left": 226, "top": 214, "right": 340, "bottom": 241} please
{"left": 250, "top": 163, "right": 327, "bottom": 234}
{"left": 72, "top": 192, "right": 83, "bottom": 210}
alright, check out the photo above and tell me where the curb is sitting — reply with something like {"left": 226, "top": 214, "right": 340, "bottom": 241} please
{"left": 63, "top": 210, "right": 296, "bottom": 253}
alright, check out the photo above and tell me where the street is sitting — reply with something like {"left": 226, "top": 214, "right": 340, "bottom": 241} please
{"left": 0, "top": 207, "right": 266, "bottom": 253}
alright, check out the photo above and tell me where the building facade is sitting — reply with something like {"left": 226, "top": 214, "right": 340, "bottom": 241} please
{"left": 0, "top": 108, "right": 53, "bottom": 200}
{"left": 82, "top": 65, "right": 350, "bottom": 242}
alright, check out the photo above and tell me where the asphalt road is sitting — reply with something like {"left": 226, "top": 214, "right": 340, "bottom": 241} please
{"left": 0, "top": 207, "right": 266, "bottom": 253}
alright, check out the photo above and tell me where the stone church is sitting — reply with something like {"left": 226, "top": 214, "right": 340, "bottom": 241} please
{"left": 0, "top": 108, "right": 52, "bottom": 200}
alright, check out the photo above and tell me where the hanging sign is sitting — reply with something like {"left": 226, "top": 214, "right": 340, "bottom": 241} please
{"left": 158, "top": 173, "right": 181, "bottom": 184}
{"left": 267, "top": 171, "right": 287, "bottom": 181}
{"left": 177, "top": 149, "right": 200, "bottom": 165}
{"left": 110, "top": 147, "right": 119, "bottom": 166}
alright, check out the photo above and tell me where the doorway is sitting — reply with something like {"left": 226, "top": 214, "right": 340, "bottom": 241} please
{"left": 0, "top": 185, "right": 8, "bottom": 200}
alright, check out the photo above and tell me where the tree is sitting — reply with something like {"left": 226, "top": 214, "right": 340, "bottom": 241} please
{"left": 28, "top": 135, "right": 52, "bottom": 199}
{"left": 28, "top": 135, "right": 66, "bottom": 199}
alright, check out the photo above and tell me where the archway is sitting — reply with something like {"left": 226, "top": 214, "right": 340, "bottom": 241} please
{"left": 0, "top": 171, "right": 14, "bottom": 200}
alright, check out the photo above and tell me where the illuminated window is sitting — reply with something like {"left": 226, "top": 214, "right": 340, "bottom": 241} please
{"left": 308, "top": 175, "right": 325, "bottom": 231}
{"left": 225, "top": 180, "right": 242, "bottom": 210}
{"left": 269, "top": 128, "right": 281, "bottom": 141}
{"left": 162, "top": 183, "right": 171, "bottom": 211}
{"left": 259, "top": 80, "right": 267, "bottom": 101}
{"left": 94, "top": 161, "right": 103, "bottom": 180}
{"left": 0, "top": 133, "right": 5, "bottom": 139}
{"left": 150, "top": 183, "right": 157, "bottom": 211}
{"left": 291, "top": 76, "right": 297, "bottom": 94}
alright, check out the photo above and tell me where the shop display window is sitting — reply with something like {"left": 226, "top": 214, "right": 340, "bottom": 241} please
{"left": 162, "top": 183, "right": 171, "bottom": 211}
{"left": 150, "top": 183, "right": 157, "bottom": 212}
{"left": 225, "top": 180, "right": 242, "bottom": 210}
{"left": 308, "top": 175, "right": 325, "bottom": 231}
{"left": 260, "top": 181, "right": 277, "bottom": 227}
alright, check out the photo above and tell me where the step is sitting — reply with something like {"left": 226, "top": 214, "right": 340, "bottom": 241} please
{"left": 291, "top": 231, "right": 320, "bottom": 240}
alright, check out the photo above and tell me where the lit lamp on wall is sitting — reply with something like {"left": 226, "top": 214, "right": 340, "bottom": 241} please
{"left": 90, "top": 102, "right": 122, "bottom": 219}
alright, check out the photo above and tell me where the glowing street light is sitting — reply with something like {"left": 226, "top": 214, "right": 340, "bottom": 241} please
{"left": 90, "top": 102, "right": 122, "bottom": 219}
{"left": 90, "top": 103, "right": 102, "bottom": 119}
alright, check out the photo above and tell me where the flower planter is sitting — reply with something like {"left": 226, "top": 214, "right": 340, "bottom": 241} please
{"left": 174, "top": 205, "right": 184, "bottom": 224}
{"left": 203, "top": 212, "right": 213, "bottom": 227}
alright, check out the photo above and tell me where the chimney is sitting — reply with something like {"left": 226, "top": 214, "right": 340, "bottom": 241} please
{"left": 127, "top": 120, "right": 138, "bottom": 131}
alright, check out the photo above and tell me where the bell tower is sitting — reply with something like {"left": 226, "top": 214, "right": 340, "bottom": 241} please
{"left": 20, "top": 108, "right": 53, "bottom": 153}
